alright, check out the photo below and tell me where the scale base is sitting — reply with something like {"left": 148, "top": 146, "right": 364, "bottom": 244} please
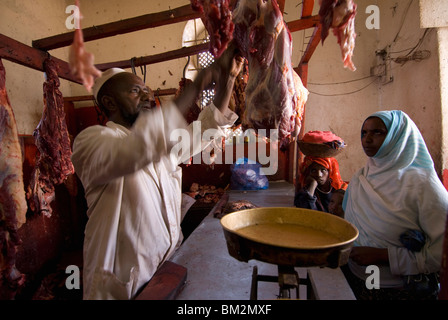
{"left": 250, "top": 265, "right": 312, "bottom": 300}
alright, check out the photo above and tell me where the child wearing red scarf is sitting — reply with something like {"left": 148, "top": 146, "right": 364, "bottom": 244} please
{"left": 294, "top": 156, "right": 347, "bottom": 213}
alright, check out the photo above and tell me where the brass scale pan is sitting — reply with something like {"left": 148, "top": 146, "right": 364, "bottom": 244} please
{"left": 220, "top": 207, "right": 359, "bottom": 268}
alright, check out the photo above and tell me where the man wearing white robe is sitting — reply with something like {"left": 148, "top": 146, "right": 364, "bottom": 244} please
{"left": 71, "top": 48, "right": 243, "bottom": 299}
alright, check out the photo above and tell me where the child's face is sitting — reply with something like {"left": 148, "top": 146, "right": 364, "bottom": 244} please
{"left": 308, "top": 162, "right": 329, "bottom": 186}
{"left": 329, "top": 192, "right": 344, "bottom": 218}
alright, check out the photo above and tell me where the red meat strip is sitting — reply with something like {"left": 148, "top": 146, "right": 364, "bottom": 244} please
{"left": 26, "top": 57, "right": 75, "bottom": 217}
{"left": 68, "top": 0, "right": 102, "bottom": 91}
{"left": 0, "top": 59, "right": 27, "bottom": 299}
{"left": 319, "top": 0, "right": 357, "bottom": 71}
{"left": 233, "top": 0, "right": 308, "bottom": 149}
{"left": 191, "top": 0, "right": 235, "bottom": 58}
{"left": 175, "top": 78, "right": 201, "bottom": 124}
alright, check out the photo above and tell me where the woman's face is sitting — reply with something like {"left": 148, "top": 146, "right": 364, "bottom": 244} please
{"left": 361, "top": 117, "right": 388, "bottom": 157}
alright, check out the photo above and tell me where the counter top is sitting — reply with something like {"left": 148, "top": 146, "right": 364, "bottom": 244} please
{"left": 170, "top": 181, "right": 356, "bottom": 300}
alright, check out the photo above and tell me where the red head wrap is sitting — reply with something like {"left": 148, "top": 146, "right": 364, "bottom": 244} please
{"left": 299, "top": 156, "right": 348, "bottom": 190}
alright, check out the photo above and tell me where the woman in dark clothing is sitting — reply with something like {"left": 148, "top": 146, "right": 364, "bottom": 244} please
{"left": 294, "top": 156, "right": 347, "bottom": 213}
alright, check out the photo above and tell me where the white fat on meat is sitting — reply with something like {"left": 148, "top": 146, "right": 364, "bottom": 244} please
{"left": 233, "top": 0, "right": 308, "bottom": 148}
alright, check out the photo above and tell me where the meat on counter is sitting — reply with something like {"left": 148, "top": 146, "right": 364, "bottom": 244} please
{"left": 186, "top": 183, "right": 225, "bottom": 204}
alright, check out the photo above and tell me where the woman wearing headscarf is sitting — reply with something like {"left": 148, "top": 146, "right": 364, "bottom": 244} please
{"left": 342, "top": 110, "right": 448, "bottom": 300}
{"left": 294, "top": 155, "right": 348, "bottom": 213}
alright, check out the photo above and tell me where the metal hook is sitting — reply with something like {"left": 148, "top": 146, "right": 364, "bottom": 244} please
{"left": 140, "top": 64, "right": 147, "bottom": 83}
{"left": 130, "top": 57, "right": 137, "bottom": 75}
{"left": 183, "top": 56, "right": 190, "bottom": 79}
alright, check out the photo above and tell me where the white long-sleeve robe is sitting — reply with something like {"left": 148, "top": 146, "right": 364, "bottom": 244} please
{"left": 71, "top": 102, "right": 237, "bottom": 299}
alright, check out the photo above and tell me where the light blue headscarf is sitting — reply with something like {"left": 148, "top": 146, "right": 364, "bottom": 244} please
{"left": 365, "top": 110, "right": 434, "bottom": 175}
{"left": 343, "top": 110, "right": 435, "bottom": 212}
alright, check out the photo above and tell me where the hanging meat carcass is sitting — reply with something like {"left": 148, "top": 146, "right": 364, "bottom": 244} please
{"left": 232, "top": 0, "right": 308, "bottom": 149}
{"left": 175, "top": 78, "right": 202, "bottom": 124}
{"left": 191, "top": 0, "right": 235, "bottom": 58}
{"left": 26, "top": 57, "right": 75, "bottom": 217}
{"left": 191, "top": 0, "right": 308, "bottom": 149}
{"left": 319, "top": 0, "right": 357, "bottom": 71}
{"left": 228, "top": 59, "right": 248, "bottom": 127}
{"left": 0, "top": 59, "right": 27, "bottom": 299}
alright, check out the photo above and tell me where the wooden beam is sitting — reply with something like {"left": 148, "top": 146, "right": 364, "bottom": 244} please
{"left": 301, "top": 0, "right": 315, "bottom": 17}
{"left": 63, "top": 88, "right": 177, "bottom": 102}
{"left": 95, "top": 42, "right": 209, "bottom": 71}
{"left": 0, "top": 33, "right": 80, "bottom": 84}
{"left": 277, "top": 0, "right": 286, "bottom": 13}
{"left": 294, "top": 0, "right": 317, "bottom": 186}
{"left": 297, "top": 63, "right": 309, "bottom": 88}
{"left": 286, "top": 15, "right": 319, "bottom": 32}
{"left": 32, "top": 4, "right": 200, "bottom": 51}
{"left": 297, "top": 24, "right": 322, "bottom": 67}
{"left": 1, "top": 30, "right": 207, "bottom": 85}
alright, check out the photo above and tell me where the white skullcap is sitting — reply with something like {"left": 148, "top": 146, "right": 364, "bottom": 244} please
{"left": 92, "top": 68, "right": 126, "bottom": 101}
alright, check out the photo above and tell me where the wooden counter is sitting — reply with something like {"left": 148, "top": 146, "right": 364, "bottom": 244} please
{"left": 169, "top": 181, "right": 356, "bottom": 300}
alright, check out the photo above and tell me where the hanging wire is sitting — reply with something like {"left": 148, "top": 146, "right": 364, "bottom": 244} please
{"left": 308, "top": 77, "right": 379, "bottom": 97}
{"left": 308, "top": 75, "right": 375, "bottom": 86}
{"left": 392, "top": 0, "right": 414, "bottom": 45}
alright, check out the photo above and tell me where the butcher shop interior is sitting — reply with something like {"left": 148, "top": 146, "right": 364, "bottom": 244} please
{"left": 1, "top": 0, "right": 448, "bottom": 304}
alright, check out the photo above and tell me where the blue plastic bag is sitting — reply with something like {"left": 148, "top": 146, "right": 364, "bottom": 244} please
{"left": 230, "top": 158, "right": 269, "bottom": 190}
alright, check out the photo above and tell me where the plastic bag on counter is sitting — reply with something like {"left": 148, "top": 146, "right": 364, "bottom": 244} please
{"left": 230, "top": 158, "right": 269, "bottom": 190}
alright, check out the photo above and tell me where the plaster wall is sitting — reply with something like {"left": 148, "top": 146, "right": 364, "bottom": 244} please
{"left": 66, "top": 0, "right": 191, "bottom": 101}
{"left": 290, "top": 0, "right": 443, "bottom": 180}
{"left": 437, "top": 27, "right": 448, "bottom": 184}
{"left": 377, "top": 0, "right": 442, "bottom": 174}
{"left": 1, "top": 0, "right": 71, "bottom": 135}
{"left": 420, "top": 0, "right": 448, "bottom": 185}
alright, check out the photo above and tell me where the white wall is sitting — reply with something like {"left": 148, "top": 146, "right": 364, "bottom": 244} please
{"left": 438, "top": 27, "right": 448, "bottom": 178}
{"left": 1, "top": 0, "right": 71, "bottom": 135}
{"left": 420, "top": 0, "right": 448, "bottom": 183}
{"left": 287, "top": 0, "right": 443, "bottom": 180}
{"left": 66, "top": 0, "right": 191, "bottom": 100}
